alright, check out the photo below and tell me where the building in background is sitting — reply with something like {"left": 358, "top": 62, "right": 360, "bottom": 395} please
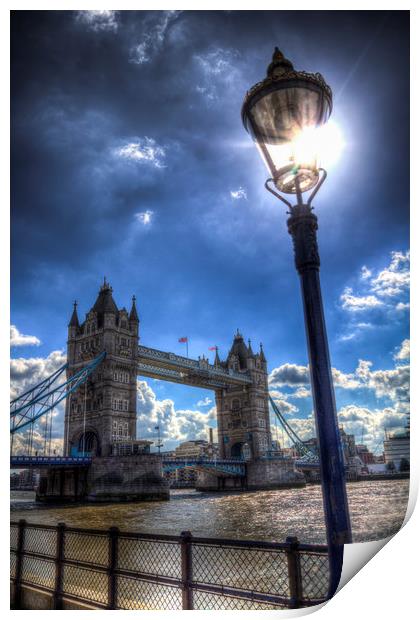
{"left": 356, "top": 444, "right": 375, "bottom": 465}
{"left": 164, "top": 440, "right": 219, "bottom": 488}
{"left": 384, "top": 428, "right": 410, "bottom": 470}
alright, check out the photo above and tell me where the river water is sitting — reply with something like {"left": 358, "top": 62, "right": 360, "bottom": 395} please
{"left": 10, "top": 479, "right": 409, "bottom": 544}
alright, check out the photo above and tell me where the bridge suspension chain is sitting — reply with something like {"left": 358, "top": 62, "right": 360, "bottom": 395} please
{"left": 10, "top": 352, "right": 106, "bottom": 437}
{"left": 269, "top": 394, "right": 318, "bottom": 462}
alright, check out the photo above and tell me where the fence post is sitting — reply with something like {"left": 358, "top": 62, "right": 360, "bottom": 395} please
{"left": 14, "top": 519, "right": 26, "bottom": 609}
{"left": 53, "top": 522, "right": 65, "bottom": 609}
{"left": 108, "top": 526, "right": 119, "bottom": 609}
{"left": 286, "top": 536, "right": 303, "bottom": 608}
{"left": 180, "top": 531, "right": 193, "bottom": 610}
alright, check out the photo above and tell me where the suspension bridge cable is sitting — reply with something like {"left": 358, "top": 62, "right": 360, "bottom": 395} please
{"left": 10, "top": 351, "right": 106, "bottom": 435}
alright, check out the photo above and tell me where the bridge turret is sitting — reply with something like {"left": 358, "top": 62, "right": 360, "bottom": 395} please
{"left": 64, "top": 281, "right": 139, "bottom": 458}
{"left": 217, "top": 331, "right": 272, "bottom": 460}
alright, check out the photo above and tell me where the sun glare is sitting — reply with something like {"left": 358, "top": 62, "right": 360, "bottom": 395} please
{"left": 264, "top": 120, "right": 345, "bottom": 175}
{"left": 294, "top": 121, "right": 345, "bottom": 170}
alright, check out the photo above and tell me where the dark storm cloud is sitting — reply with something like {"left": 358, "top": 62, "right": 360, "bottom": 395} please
{"left": 11, "top": 11, "right": 409, "bottom": 363}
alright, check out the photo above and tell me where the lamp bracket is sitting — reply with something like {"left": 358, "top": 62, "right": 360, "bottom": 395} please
{"left": 264, "top": 168, "right": 328, "bottom": 211}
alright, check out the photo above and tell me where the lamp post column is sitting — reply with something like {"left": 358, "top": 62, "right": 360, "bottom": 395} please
{"left": 287, "top": 202, "right": 352, "bottom": 594}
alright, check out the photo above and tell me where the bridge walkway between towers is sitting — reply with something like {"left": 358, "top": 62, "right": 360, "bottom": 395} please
{"left": 137, "top": 345, "right": 253, "bottom": 389}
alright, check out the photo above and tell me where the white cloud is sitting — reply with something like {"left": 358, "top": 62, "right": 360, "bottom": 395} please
{"left": 195, "top": 47, "right": 238, "bottom": 76}
{"left": 230, "top": 187, "right": 247, "bottom": 200}
{"left": 338, "top": 322, "right": 373, "bottom": 343}
{"left": 286, "top": 417, "right": 316, "bottom": 443}
{"left": 340, "top": 287, "right": 383, "bottom": 311}
{"left": 134, "top": 210, "right": 154, "bottom": 225}
{"left": 269, "top": 363, "right": 359, "bottom": 391}
{"left": 129, "top": 11, "right": 182, "bottom": 64}
{"left": 394, "top": 339, "right": 410, "bottom": 361}
{"left": 290, "top": 387, "right": 311, "bottom": 399}
{"left": 194, "top": 47, "right": 240, "bottom": 103}
{"left": 136, "top": 380, "right": 214, "bottom": 445}
{"left": 269, "top": 363, "right": 309, "bottom": 387}
{"left": 339, "top": 333, "right": 356, "bottom": 342}
{"left": 269, "top": 347, "right": 409, "bottom": 412}
{"left": 371, "top": 250, "right": 410, "bottom": 298}
{"left": 115, "top": 138, "right": 166, "bottom": 168}
{"left": 360, "top": 265, "right": 372, "bottom": 280}
{"left": 75, "top": 11, "right": 119, "bottom": 33}
{"left": 331, "top": 368, "right": 361, "bottom": 389}
{"left": 10, "top": 325, "right": 41, "bottom": 347}
{"left": 12, "top": 429, "right": 64, "bottom": 456}
{"left": 271, "top": 397, "right": 298, "bottom": 416}
{"left": 355, "top": 359, "right": 410, "bottom": 403}
{"left": 340, "top": 250, "right": 409, "bottom": 316}
{"left": 10, "top": 350, "right": 66, "bottom": 401}
{"left": 196, "top": 396, "right": 213, "bottom": 407}
{"left": 337, "top": 404, "right": 408, "bottom": 451}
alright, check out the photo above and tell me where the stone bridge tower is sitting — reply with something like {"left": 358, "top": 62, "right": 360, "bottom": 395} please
{"left": 215, "top": 331, "right": 271, "bottom": 460}
{"left": 64, "top": 280, "right": 139, "bottom": 457}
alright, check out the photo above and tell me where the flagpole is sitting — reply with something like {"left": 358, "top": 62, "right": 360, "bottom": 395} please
{"left": 186, "top": 340, "right": 189, "bottom": 358}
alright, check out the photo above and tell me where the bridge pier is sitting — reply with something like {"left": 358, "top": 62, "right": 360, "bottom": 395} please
{"left": 36, "top": 455, "right": 169, "bottom": 503}
{"left": 37, "top": 466, "right": 88, "bottom": 503}
{"left": 196, "top": 458, "right": 305, "bottom": 492}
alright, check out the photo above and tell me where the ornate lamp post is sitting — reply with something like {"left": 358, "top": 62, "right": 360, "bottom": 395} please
{"left": 242, "top": 48, "right": 352, "bottom": 595}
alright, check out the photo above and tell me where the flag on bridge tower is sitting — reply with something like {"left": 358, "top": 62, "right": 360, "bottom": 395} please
{"left": 209, "top": 346, "right": 220, "bottom": 367}
{"left": 178, "top": 336, "right": 188, "bottom": 357}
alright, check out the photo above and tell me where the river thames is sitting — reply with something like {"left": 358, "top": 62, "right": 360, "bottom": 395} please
{"left": 11, "top": 479, "right": 409, "bottom": 543}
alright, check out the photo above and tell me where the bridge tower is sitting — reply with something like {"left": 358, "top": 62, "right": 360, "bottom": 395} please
{"left": 215, "top": 331, "right": 271, "bottom": 460}
{"left": 64, "top": 280, "right": 139, "bottom": 457}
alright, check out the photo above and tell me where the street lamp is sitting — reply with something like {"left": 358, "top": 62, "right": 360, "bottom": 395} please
{"left": 242, "top": 47, "right": 352, "bottom": 597}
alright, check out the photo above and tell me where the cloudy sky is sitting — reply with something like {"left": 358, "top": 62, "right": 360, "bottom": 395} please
{"left": 11, "top": 10, "right": 409, "bottom": 454}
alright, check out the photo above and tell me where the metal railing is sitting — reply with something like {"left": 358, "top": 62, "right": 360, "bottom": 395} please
{"left": 10, "top": 520, "right": 329, "bottom": 610}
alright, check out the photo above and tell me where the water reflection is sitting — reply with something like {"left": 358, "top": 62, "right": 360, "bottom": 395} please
{"left": 11, "top": 480, "right": 409, "bottom": 544}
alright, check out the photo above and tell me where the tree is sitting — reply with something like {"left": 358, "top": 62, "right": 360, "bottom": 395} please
{"left": 399, "top": 458, "right": 410, "bottom": 472}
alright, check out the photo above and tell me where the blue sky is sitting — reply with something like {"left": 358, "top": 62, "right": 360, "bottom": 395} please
{"left": 10, "top": 10, "right": 409, "bottom": 454}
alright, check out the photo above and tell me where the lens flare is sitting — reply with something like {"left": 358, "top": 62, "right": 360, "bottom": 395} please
{"left": 263, "top": 121, "right": 344, "bottom": 175}
{"left": 293, "top": 121, "right": 345, "bottom": 169}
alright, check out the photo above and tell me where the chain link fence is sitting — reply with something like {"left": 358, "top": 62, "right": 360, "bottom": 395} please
{"left": 10, "top": 520, "right": 330, "bottom": 610}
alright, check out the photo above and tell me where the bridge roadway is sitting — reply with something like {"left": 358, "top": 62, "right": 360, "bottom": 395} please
{"left": 10, "top": 455, "right": 246, "bottom": 476}
{"left": 11, "top": 455, "right": 318, "bottom": 473}
{"left": 137, "top": 344, "right": 253, "bottom": 389}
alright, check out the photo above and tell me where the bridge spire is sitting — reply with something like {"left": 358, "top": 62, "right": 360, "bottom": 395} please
{"left": 259, "top": 342, "right": 266, "bottom": 363}
{"left": 214, "top": 346, "right": 220, "bottom": 367}
{"left": 129, "top": 295, "right": 139, "bottom": 323}
{"left": 68, "top": 300, "right": 80, "bottom": 327}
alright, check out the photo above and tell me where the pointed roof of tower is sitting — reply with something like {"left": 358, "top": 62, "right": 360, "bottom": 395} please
{"left": 129, "top": 295, "right": 139, "bottom": 322}
{"left": 214, "top": 346, "right": 221, "bottom": 366}
{"left": 228, "top": 330, "right": 249, "bottom": 369}
{"left": 68, "top": 301, "right": 80, "bottom": 327}
{"left": 92, "top": 278, "right": 119, "bottom": 316}
{"left": 259, "top": 342, "right": 266, "bottom": 363}
{"left": 247, "top": 339, "right": 254, "bottom": 356}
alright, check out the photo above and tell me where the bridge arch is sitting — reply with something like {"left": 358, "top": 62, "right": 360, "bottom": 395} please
{"left": 230, "top": 442, "right": 244, "bottom": 458}
{"left": 77, "top": 430, "right": 101, "bottom": 456}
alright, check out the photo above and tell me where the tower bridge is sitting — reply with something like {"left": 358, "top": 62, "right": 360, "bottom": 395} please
{"left": 11, "top": 280, "right": 306, "bottom": 502}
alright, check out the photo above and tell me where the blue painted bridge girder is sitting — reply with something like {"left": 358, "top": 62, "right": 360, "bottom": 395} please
{"left": 10, "top": 456, "right": 92, "bottom": 469}
{"left": 162, "top": 457, "right": 246, "bottom": 477}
